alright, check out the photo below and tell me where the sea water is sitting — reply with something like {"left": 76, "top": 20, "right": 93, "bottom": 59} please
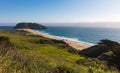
{"left": 37, "top": 26, "right": 120, "bottom": 45}
{"left": 0, "top": 24, "right": 120, "bottom": 45}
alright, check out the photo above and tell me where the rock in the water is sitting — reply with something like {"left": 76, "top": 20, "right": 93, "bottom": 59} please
{"left": 14, "top": 22, "right": 47, "bottom": 29}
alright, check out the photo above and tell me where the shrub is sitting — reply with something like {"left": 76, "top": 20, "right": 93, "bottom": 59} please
{"left": 110, "top": 46, "right": 120, "bottom": 70}
{"left": 0, "top": 36, "right": 14, "bottom": 56}
{"left": 37, "top": 39, "right": 78, "bottom": 54}
{"left": 51, "top": 65, "right": 75, "bottom": 73}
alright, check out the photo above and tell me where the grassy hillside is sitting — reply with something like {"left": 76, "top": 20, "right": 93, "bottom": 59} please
{"left": 0, "top": 30, "right": 119, "bottom": 73}
{"left": 79, "top": 39, "right": 120, "bottom": 70}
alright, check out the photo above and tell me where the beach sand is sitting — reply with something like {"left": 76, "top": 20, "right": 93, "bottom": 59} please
{"left": 17, "top": 29, "right": 91, "bottom": 50}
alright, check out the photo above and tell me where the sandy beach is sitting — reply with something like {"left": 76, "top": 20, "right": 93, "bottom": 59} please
{"left": 17, "top": 29, "right": 91, "bottom": 50}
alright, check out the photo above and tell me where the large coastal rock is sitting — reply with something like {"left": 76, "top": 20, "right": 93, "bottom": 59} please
{"left": 14, "top": 22, "right": 47, "bottom": 29}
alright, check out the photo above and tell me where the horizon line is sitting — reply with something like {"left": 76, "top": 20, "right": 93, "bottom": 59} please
{"left": 1, "top": 21, "right": 120, "bottom": 24}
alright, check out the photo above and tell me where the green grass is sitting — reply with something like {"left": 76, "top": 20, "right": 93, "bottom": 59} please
{"left": 0, "top": 30, "right": 119, "bottom": 73}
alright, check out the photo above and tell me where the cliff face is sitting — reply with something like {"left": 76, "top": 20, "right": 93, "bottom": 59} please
{"left": 14, "top": 22, "right": 47, "bottom": 29}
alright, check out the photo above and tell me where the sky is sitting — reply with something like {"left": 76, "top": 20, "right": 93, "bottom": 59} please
{"left": 0, "top": 0, "right": 120, "bottom": 26}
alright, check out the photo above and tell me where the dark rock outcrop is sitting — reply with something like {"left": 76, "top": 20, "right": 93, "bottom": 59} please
{"left": 79, "top": 39, "right": 120, "bottom": 58}
{"left": 14, "top": 22, "right": 47, "bottom": 29}
{"left": 79, "top": 39, "right": 120, "bottom": 70}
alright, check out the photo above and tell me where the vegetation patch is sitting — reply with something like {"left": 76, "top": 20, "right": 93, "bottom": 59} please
{"left": 0, "top": 30, "right": 119, "bottom": 73}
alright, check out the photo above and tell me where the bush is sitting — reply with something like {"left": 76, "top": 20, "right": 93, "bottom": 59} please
{"left": 0, "top": 36, "right": 12, "bottom": 46}
{"left": 0, "top": 36, "right": 14, "bottom": 56}
{"left": 110, "top": 46, "right": 120, "bottom": 70}
{"left": 76, "top": 58, "right": 99, "bottom": 67}
{"left": 51, "top": 65, "right": 75, "bottom": 73}
{"left": 37, "top": 39, "right": 78, "bottom": 54}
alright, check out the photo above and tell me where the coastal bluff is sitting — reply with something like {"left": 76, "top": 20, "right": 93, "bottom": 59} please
{"left": 14, "top": 22, "right": 47, "bottom": 29}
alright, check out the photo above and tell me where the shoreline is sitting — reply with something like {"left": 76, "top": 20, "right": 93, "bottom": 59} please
{"left": 17, "top": 29, "right": 91, "bottom": 50}
{"left": 35, "top": 30, "right": 94, "bottom": 46}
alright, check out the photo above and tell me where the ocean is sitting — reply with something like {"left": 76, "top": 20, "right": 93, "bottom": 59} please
{"left": 37, "top": 26, "right": 120, "bottom": 45}
{"left": 0, "top": 25, "right": 120, "bottom": 45}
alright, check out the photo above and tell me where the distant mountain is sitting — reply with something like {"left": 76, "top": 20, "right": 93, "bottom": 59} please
{"left": 14, "top": 22, "right": 47, "bottom": 29}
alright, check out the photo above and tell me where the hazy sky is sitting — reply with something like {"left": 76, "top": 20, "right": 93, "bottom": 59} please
{"left": 0, "top": 0, "right": 120, "bottom": 23}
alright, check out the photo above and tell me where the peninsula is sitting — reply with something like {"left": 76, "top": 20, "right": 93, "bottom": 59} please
{"left": 14, "top": 22, "right": 47, "bottom": 29}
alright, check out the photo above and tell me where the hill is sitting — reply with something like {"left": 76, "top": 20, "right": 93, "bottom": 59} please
{"left": 0, "top": 30, "right": 119, "bottom": 73}
{"left": 79, "top": 39, "right": 120, "bottom": 70}
{"left": 14, "top": 22, "right": 47, "bottom": 29}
